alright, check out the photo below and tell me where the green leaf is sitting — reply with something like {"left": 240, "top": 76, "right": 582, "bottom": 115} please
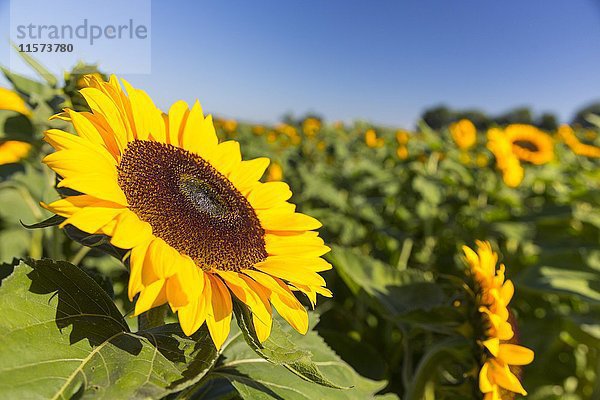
{"left": 0, "top": 259, "right": 219, "bottom": 399}
{"left": 1, "top": 67, "right": 55, "bottom": 99}
{"left": 328, "top": 245, "right": 447, "bottom": 319}
{"left": 233, "top": 301, "right": 347, "bottom": 388}
{"left": 0, "top": 110, "right": 34, "bottom": 141}
{"left": 205, "top": 314, "right": 392, "bottom": 400}
{"left": 11, "top": 44, "right": 58, "bottom": 87}
{"left": 517, "top": 265, "right": 600, "bottom": 304}
{"left": 21, "top": 214, "right": 66, "bottom": 229}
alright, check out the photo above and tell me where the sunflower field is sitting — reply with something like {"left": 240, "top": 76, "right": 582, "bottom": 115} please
{"left": 0, "top": 56, "right": 599, "bottom": 400}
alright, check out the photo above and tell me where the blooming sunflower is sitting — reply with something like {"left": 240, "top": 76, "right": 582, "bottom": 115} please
{"left": 463, "top": 241, "right": 534, "bottom": 400}
{"left": 450, "top": 119, "right": 477, "bottom": 150}
{"left": 0, "top": 140, "right": 32, "bottom": 165}
{"left": 41, "top": 75, "right": 332, "bottom": 349}
{"left": 503, "top": 124, "right": 554, "bottom": 165}
{"left": 0, "top": 87, "right": 32, "bottom": 117}
{"left": 487, "top": 128, "right": 524, "bottom": 188}
{"left": 557, "top": 124, "right": 600, "bottom": 158}
{"left": 0, "top": 88, "right": 33, "bottom": 165}
{"left": 365, "top": 129, "right": 384, "bottom": 148}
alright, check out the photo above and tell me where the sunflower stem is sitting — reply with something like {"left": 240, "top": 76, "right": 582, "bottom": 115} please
{"left": 138, "top": 304, "right": 168, "bottom": 331}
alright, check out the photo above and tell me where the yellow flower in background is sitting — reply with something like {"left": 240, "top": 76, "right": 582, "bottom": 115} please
{"left": 0, "top": 87, "right": 31, "bottom": 116}
{"left": 365, "top": 129, "right": 384, "bottom": 148}
{"left": 222, "top": 119, "right": 238, "bottom": 133}
{"left": 266, "top": 162, "right": 283, "bottom": 182}
{"left": 504, "top": 124, "right": 554, "bottom": 165}
{"left": 557, "top": 124, "right": 600, "bottom": 158}
{"left": 395, "top": 129, "right": 410, "bottom": 145}
{"left": 0, "top": 140, "right": 31, "bottom": 165}
{"left": 463, "top": 241, "right": 534, "bottom": 400}
{"left": 302, "top": 118, "right": 321, "bottom": 137}
{"left": 267, "top": 131, "right": 277, "bottom": 143}
{"left": 396, "top": 146, "right": 408, "bottom": 160}
{"left": 487, "top": 128, "right": 524, "bottom": 188}
{"left": 42, "top": 75, "right": 332, "bottom": 349}
{"left": 0, "top": 88, "right": 33, "bottom": 166}
{"left": 252, "top": 125, "right": 266, "bottom": 136}
{"left": 450, "top": 119, "right": 477, "bottom": 149}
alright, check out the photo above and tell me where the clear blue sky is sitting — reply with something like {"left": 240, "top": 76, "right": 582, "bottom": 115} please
{"left": 1, "top": 0, "right": 600, "bottom": 127}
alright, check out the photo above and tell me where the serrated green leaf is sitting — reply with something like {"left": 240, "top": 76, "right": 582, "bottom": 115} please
{"left": 204, "top": 314, "right": 392, "bottom": 400}
{"left": 0, "top": 259, "right": 219, "bottom": 399}
{"left": 233, "top": 301, "right": 347, "bottom": 389}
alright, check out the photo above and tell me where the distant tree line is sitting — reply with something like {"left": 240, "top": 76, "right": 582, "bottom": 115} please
{"left": 420, "top": 102, "right": 600, "bottom": 131}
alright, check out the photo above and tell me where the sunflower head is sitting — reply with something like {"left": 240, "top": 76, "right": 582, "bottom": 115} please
{"left": 558, "top": 124, "right": 600, "bottom": 158}
{"left": 462, "top": 241, "right": 534, "bottom": 400}
{"left": 396, "top": 129, "right": 410, "bottom": 145}
{"left": 0, "top": 87, "right": 31, "bottom": 117}
{"left": 41, "top": 75, "right": 332, "bottom": 349}
{"left": 487, "top": 128, "right": 524, "bottom": 188}
{"left": 450, "top": 119, "right": 477, "bottom": 150}
{"left": 504, "top": 124, "right": 554, "bottom": 165}
{"left": 365, "top": 129, "right": 384, "bottom": 148}
{"left": 396, "top": 145, "right": 409, "bottom": 160}
{"left": 0, "top": 140, "right": 32, "bottom": 166}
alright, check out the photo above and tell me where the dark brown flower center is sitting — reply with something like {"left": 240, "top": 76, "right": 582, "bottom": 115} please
{"left": 117, "top": 140, "right": 267, "bottom": 271}
{"left": 513, "top": 140, "right": 539, "bottom": 152}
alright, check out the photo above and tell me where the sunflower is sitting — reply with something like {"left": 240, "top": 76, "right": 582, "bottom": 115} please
{"left": 450, "top": 119, "right": 477, "bottom": 150}
{"left": 396, "top": 145, "right": 408, "bottom": 160}
{"left": 395, "top": 129, "right": 410, "bottom": 145}
{"left": 365, "top": 129, "right": 384, "bottom": 148}
{"left": 503, "top": 124, "right": 554, "bottom": 165}
{"left": 41, "top": 75, "right": 332, "bottom": 349}
{"left": 266, "top": 162, "right": 283, "bottom": 182}
{"left": 487, "top": 128, "right": 524, "bottom": 188}
{"left": 557, "top": 124, "right": 600, "bottom": 158}
{"left": 0, "top": 87, "right": 32, "bottom": 117}
{"left": 0, "top": 88, "right": 33, "bottom": 165}
{"left": 463, "top": 241, "right": 534, "bottom": 400}
{"left": 0, "top": 140, "right": 32, "bottom": 165}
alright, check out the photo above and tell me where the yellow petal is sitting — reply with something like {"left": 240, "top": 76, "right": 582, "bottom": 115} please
{"left": 205, "top": 275, "right": 233, "bottom": 350}
{"left": 166, "top": 273, "right": 190, "bottom": 311}
{"left": 497, "top": 344, "right": 534, "bottom": 366}
{"left": 265, "top": 233, "right": 330, "bottom": 258}
{"left": 488, "top": 359, "right": 527, "bottom": 395}
{"left": 107, "top": 210, "right": 153, "bottom": 249}
{"left": 128, "top": 239, "right": 151, "bottom": 300}
{"left": 254, "top": 257, "right": 327, "bottom": 287}
{"left": 122, "top": 79, "right": 166, "bottom": 142}
{"left": 134, "top": 279, "right": 167, "bottom": 316}
{"left": 210, "top": 140, "right": 241, "bottom": 176}
{"left": 482, "top": 338, "right": 500, "bottom": 357}
{"left": 181, "top": 101, "right": 217, "bottom": 158}
{"left": 79, "top": 87, "right": 128, "bottom": 149}
{"left": 218, "top": 271, "right": 272, "bottom": 342}
{"left": 229, "top": 157, "right": 270, "bottom": 190}
{"left": 167, "top": 100, "right": 189, "bottom": 146}
{"left": 479, "top": 362, "right": 493, "bottom": 393}
{"left": 178, "top": 287, "right": 208, "bottom": 336}
{"left": 245, "top": 271, "right": 308, "bottom": 335}
{"left": 259, "top": 210, "right": 322, "bottom": 231}
{"left": 247, "top": 182, "right": 292, "bottom": 210}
